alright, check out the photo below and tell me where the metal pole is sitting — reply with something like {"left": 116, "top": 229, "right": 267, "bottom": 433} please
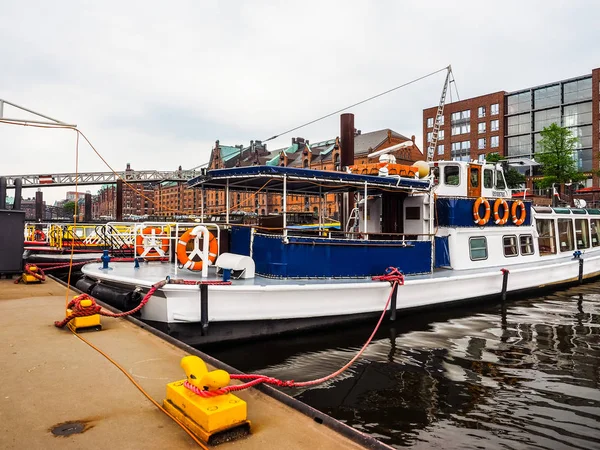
{"left": 283, "top": 174, "right": 287, "bottom": 238}
{"left": 116, "top": 179, "right": 123, "bottom": 221}
{"left": 363, "top": 181, "right": 368, "bottom": 238}
{"left": 226, "top": 179, "right": 230, "bottom": 224}
{"left": 200, "top": 284, "right": 209, "bottom": 335}
{"left": 200, "top": 187, "right": 204, "bottom": 221}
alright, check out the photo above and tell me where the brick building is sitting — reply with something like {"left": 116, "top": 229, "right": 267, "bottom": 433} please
{"left": 93, "top": 129, "right": 423, "bottom": 220}
{"left": 423, "top": 67, "right": 600, "bottom": 188}
{"left": 205, "top": 129, "right": 423, "bottom": 219}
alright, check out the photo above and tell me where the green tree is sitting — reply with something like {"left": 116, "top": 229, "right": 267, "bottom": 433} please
{"left": 63, "top": 201, "right": 76, "bottom": 218}
{"left": 535, "top": 123, "right": 584, "bottom": 188}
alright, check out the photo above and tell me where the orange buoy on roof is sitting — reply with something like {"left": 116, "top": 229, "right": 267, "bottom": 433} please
{"left": 473, "top": 197, "right": 491, "bottom": 226}
{"left": 347, "top": 163, "right": 418, "bottom": 177}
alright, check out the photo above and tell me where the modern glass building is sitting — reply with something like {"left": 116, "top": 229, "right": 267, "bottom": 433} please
{"left": 423, "top": 67, "right": 600, "bottom": 186}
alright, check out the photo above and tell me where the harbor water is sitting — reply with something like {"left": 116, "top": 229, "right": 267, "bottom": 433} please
{"left": 209, "top": 282, "right": 600, "bottom": 449}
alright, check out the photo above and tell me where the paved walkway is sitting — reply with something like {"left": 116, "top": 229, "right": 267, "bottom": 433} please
{"left": 0, "top": 278, "right": 368, "bottom": 449}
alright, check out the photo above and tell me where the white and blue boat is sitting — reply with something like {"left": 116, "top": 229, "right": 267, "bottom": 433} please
{"left": 77, "top": 161, "right": 600, "bottom": 345}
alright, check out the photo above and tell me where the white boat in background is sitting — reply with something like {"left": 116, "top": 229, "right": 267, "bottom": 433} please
{"left": 77, "top": 161, "right": 600, "bottom": 346}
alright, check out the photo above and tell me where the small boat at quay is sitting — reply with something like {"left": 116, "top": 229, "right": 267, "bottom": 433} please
{"left": 76, "top": 161, "right": 600, "bottom": 346}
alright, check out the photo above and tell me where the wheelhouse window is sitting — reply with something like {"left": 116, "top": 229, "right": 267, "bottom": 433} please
{"left": 591, "top": 219, "right": 600, "bottom": 247}
{"left": 536, "top": 218, "right": 556, "bottom": 255}
{"left": 483, "top": 169, "right": 493, "bottom": 188}
{"left": 503, "top": 235, "right": 518, "bottom": 257}
{"left": 470, "top": 167, "right": 480, "bottom": 188}
{"left": 495, "top": 170, "right": 506, "bottom": 189}
{"left": 520, "top": 235, "right": 534, "bottom": 255}
{"left": 575, "top": 219, "right": 590, "bottom": 249}
{"left": 444, "top": 165, "right": 460, "bottom": 186}
{"left": 557, "top": 219, "right": 574, "bottom": 252}
{"left": 469, "top": 237, "right": 488, "bottom": 260}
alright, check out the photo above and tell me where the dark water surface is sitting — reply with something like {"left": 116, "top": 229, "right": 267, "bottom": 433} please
{"left": 208, "top": 284, "right": 600, "bottom": 449}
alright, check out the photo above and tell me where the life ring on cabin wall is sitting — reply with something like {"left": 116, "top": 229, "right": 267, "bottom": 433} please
{"left": 176, "top": 228, "right": 218, "bottom": 271}
{"left": 493, "top": 198, "right": 509, "bottom": 225}
{"left": 473, "top": 197, "right": 491, "bottom": 226}
{"left": 136, "top": 227, "right": 169, "bottom": 259}
{"left": 511, "top": 200, "right": 526, "bottom": 226}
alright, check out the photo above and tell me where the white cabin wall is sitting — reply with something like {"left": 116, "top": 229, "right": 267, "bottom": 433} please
{"left": 404, "top": 195, "right": 429, "bottom": 238}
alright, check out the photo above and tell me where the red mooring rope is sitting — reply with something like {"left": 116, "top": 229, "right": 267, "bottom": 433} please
{"left": 184, "top": 267, "right": 405, "bottom": 397}
{"left": 53, "top": 278, "right": 232, "bottom": 328}
{"left": 14, "top": 264, "right": 46, "bottom": 283}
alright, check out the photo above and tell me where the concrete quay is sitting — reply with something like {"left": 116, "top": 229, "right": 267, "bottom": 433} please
{"left": 0, "top": 277, "right": 385, "bottom": 449}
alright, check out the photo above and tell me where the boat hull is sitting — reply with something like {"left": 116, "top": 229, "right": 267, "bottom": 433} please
{"left": 78, "top": 254, "right": 600, "bottom": 345}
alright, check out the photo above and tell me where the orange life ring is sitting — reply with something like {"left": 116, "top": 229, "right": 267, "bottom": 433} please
{"left": 473, "top": 197, "right": 491, "bottom": 226}
{"left": 135, "top": 227, "right": 169, "bottom": 259}
{"left": 493, "top": 198, "right": 509, "bottom": 225}
{"left": 176, "top": 228, "right": 218, "bottom": 271}
{"left": 34, "top": 230, "right": 46, "bottom": 241}
{"left": 511, "top": 200, "right": 526, "bottom": 226}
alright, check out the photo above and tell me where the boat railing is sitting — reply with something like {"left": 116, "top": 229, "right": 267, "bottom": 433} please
{"left": 250, "top": 226, "right": 433, "bottom": 242}
{"left": 131, "top": 222, "right": 222, "bottom": 273}
{"left": 24, "top": 222, "right": 51, "bottom": 244}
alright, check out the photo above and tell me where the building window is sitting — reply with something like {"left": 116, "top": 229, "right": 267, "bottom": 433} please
{"left": 437, "top": 144, "right": 444, "bottom": 155}
{"left": 451, "top": 141, "right": 470, "bottom": 162}
{"left": 491, "top": 103, "right": 499, "bottom": 115}
{"left": 451, "top": 110, "right": 470, "bottom": 122}
{"left": 427, "top": 132, "right": 433, "bottom": 142}
{"left": 563, "top": 102, "right": 592, "bottom": 127}
{"left": 507, "top": 91, "right": 531, "bottom": 115}
{"left": 491, "top": 136, "right": 499, "bottom": 148}
{"left": 438, "top": 130, "right": 445, "bottom": 140}
{"left": 478, "top": 154, "right": 486, "bottom": 162}
{"left": 478, "top": 106, "right": 486, "bottom": 118}
{"left": 534, "top": 108, "right": 560, "bottom": 131}
{"left": 427, "top": 117, "right": 434, "bottom": 128}
{"left": 519, "top": 235, "right": 534, "bottom": 255}
{"left": 503, "top": 235, "right": 518, "bottom": 257}
{"left": 491, "top": 119, "right": 499, "bottom": 131}
{"left": 469, "top": 237, "right": 488, "bottom": 261}
{"left": 564, "top": 77, "right": 592, "bottom": 103}
{"left": 451, "top": 123, "right": 471, "bottom": 136}
{"left": 439, "top": 115, "right": 445, "bottom": 126}
{"left": 534, "top": 84, "right": 560, "bottom": 109}
{"left": 478, "top": 138, "right": 486, "bottom": 149}
{"left": 507, "top": 113, "right": 531, "bottom": 136}
{"left": 478, "top": 122, "right": 486, "bottom": 134}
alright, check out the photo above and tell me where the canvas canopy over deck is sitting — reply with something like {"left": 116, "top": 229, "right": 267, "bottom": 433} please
{"left": 188, "top": 165, "right": 431, "bottom": 229}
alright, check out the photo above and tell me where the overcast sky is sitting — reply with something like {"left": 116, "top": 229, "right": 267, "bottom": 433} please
{"left": 1, "top": 0, "right": 599, "bottom": 203}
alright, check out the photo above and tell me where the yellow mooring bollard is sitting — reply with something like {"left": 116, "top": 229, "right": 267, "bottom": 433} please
{"left": 66, "top": 297, "right": 102, "bottom": 332}
{"left": 163, "top": 356, "right": 250, "bottom": 445}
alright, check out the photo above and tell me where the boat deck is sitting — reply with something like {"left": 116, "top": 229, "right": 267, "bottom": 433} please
{"left": 0, "top": 278, "right": 373, "bottom": 449}
{"left": 82, "top": 250, "right": 600, "bottom": 288}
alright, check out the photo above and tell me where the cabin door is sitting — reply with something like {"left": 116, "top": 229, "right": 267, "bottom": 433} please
{"left": 467, "top": 165, "right": 481, "bottom": 198}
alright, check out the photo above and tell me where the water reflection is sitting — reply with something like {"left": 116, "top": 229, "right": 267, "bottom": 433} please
{"left": 208, "top": 284, "right": 600, "bottom": 449}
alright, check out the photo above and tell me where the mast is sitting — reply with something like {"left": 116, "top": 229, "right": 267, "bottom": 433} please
{"left": 426, "top": 66, "right": 453, "bottom": 162}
